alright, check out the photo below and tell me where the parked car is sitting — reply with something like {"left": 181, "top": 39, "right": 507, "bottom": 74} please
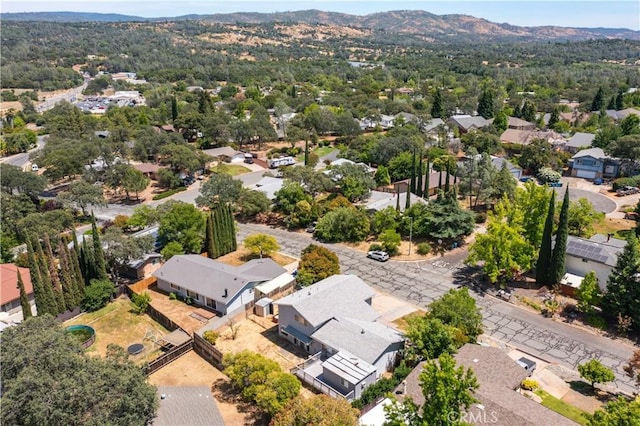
{"left": 516, "top": 357, "right": 537, "bottom": 376}
{"left": 367, "top": 250, "right": 390, "bottom": 262}
{"left": 548, "top": 182, "right": 563, "bottom": 188}
{"left": 616, "top": 186, "right": 640, "bottom": 196}
{"left": 519, "top": 176, "right": 534, "bottom": 182}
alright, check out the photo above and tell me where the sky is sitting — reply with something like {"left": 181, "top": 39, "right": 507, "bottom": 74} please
{"left": 1, "top": 1, "right": 639, "bottom": 30}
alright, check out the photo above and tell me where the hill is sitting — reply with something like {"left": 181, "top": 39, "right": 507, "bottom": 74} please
{"left": 1, "top": 9, "right": 638, "bottom": 41}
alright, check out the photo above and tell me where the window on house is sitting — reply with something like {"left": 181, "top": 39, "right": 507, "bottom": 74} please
{"left": 170, "top": 283, "right": 181, "bottom": 291}
{"left": 294, "top": 314, "right": 307, "bottom": 326}
{"left": 206, "top": 298, "right": 215, "bottom": 308}
{"left": 187, "top": 290, "right": 199, "bottom": 300}
{"left": 341, "top": 378, "right": 349, "bottom": 388}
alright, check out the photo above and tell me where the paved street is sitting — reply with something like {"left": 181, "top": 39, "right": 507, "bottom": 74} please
{"left": 0, "top": 135, "right": 48, "bottom": 169}
{"left": 236, "top": 222, "right": 638, "bottom": 395}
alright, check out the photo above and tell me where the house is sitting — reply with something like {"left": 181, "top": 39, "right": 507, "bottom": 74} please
{"left": 153, "top": 386, "right": 224, "bottom": 426}
{"left": 119, "top": 253, "right": 162, "bottom": 280}
{"left": 154, "top": 255, "right": 293, "bottom": 316}
{"left": 132, "top": 163, "right": 161, "bottom": 180}
{"left": 507, "top": 117, "right": 536, "bottom": 130}
{"left": 202, "top": 146, "right": 245, "bottom": 163}
{"left": 393, "top": 171, "right": 456, "bottom": 198}
{"left": 568, "top": 148, "right": 619, "bottom": 180}
{"left": 565, "top": 133, "right": 596, "bottom": 154}
{"left": 564, "top": 234, "right": 626, "bottom": 291}
{"left": 395, "top": 112, "right": 416, "bottom": 124}
{"left": 396, "top": 344, "right": 577, "bottom": 426}
{"left": 599, "top": 108, "right": 640, "bottom": 121}
{"left": 365, "top": 190, "right": 428, "bottom": 212}
{"left": 278, "top": 275, "right": 404, "bottom": 400}
{"left": 448, "top": 115, "right": 492, "bottom": 134}
{"left": 1, "top": 264, "right": 34, "bottom": 315}
{"left": 491, "top": 156, "right": 522, "bottom": 180}
{"left": 500, "top": 129, "right": 565, "bottom": 146}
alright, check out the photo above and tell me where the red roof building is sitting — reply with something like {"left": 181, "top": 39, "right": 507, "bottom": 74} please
{"left": 1, "top": 264, "right": 34, "bottom": 314}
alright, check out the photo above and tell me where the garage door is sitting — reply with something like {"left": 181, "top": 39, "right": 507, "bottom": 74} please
{"left": 576, "top": 169, "right": 597, "bottom": 179}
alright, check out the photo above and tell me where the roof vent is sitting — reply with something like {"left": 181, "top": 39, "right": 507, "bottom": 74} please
{"left": 361, "top": 329, "right": 365, "bottom": 334}
{"left": 223, "top": 288, "right": 228, "bottom": 298}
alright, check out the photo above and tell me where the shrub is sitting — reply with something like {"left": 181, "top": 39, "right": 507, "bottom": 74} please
{"left": 169, "top": 292, "right": 177, "bottom": 300}
{"left": 521, "top": 378, "right": 539, "bottom": 391}
{"left": 612, "top": 176, "right": 640, "bottom": 191}
{"left": 203, "top": 330, "right": 219, "bottom": 345}
{"left": 586, "top": 313, "right": 607, "bottom": 330}
{"left": 82, "top": 279, "right": 115, "bottom": 312}
{"left": 152, "top": 187, "right": 187, "bottom": 200}
{"left": 417, "top": 242, "right": 431, "bottom": 255}
{"left": 475, "top": 212, "right": 487, "bottom": 224}
{"left": 537, "top": 167, "right": 561, "bottom": 183}
{"left": 520, "top": 297, "right": 542, "bottom": 312}
{"left": 369, "top": 243, "right": 384, "bottom": 252}
{"left": 131, "top": 292, "right": 151, "bottom": 314}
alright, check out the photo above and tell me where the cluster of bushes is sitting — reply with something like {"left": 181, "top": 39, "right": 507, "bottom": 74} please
{"left": 351, "top": 361, "right": 412, "bottom": 409}
{"left": 267, "top": 146, "right": 302, "bottom": 159}
{"left": 168, "top": 291, "right": 194, "bottom": 305}
{"left": 202, "top": 330, "right": 219, "bottom": 345}
{"left": 612, "top": 176, "right": 640, "bottom": 191}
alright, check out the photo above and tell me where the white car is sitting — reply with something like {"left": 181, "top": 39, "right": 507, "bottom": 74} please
{"left": 367, "top": 250, "right": 390, "bottom": 262}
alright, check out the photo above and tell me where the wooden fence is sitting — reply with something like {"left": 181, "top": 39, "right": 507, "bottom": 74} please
{"left": 143, "top": 338, "right": 193, "bottom": 375}
{"left": 193, "top": 332, "right": 224, "bottom": 370}
{"left": 129, "top": 276, "right": 157, "bottom": 294}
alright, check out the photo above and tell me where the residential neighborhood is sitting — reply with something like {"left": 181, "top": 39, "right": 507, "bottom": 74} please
{"left": 2, "top": 6, "right": 640, "bottom": 426}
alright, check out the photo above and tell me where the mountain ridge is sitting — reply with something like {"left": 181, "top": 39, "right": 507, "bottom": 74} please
{"left": 2, "top": 10, "right": 638, "bottom": 41}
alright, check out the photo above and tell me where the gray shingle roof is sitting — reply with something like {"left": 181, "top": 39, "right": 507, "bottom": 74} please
{"left": 571, "top": 147, "right": 608, "bottom": 160}
{"left": 311, "top": 317, "right": 403, "bottom": 365}
{"left": 153, "top": 255, "right": 285, "bottom": 301}
{"left": 449, "top": 116, "right": 492, "bottom": 131}
{"left": 566, "top": 132, "right": 595, "bottom": 149}
{"left": 398, "top": 345, "right": 578, "bottom": 426}
{"left": 275, "top": 275, "right": 379, "bottom": 326}
{"left": 566, "top": 235, "right": 625, "bottom": 267}
{"left": 153, "top": 386, "right": 224, "bottom": 426}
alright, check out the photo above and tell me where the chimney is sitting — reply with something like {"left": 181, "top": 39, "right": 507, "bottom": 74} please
{"left": 223, "top": 288, "right": 228, "bottom": 298}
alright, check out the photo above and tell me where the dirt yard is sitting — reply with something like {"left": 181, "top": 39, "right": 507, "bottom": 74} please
{"left": 65, "top": 296, "right": 169, "bottom": 364}
{"left": 148, "top": 351, "right": 250, "bottom": 425}
{"left": 216, "top": 247, "right": 297, "bottom": 268}
{"left": 146, "top": 285, "right": 210, "bottom": 335}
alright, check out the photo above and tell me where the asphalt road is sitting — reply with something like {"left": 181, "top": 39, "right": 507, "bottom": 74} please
{"left": 236, "top": 222, "right": 637, "bottom": 395}
{"left": 0, "top": 135, "right": 48, "bottom": 169}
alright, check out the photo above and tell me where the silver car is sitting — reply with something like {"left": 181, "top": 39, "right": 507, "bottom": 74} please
{"left": 367, "top": 250, "right": 390, "bottom": 262}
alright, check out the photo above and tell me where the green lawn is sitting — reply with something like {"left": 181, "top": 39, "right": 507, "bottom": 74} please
{"left": 534, "top": 390, "right": 589, "bottom": 425}
{"left": 296, "top": 146, "right": 337, "bottom": 161}
{"left": 210, "top": 163, "right": 251, "bottom": 176}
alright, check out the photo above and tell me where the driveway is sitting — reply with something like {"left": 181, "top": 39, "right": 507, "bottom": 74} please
{"left": 235, "top": 222, "right": 638, "bottom": 395}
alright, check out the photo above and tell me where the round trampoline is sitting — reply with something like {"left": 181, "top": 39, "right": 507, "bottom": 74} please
{"left": 128, "top": 343, "right": 144, "bottom": 355}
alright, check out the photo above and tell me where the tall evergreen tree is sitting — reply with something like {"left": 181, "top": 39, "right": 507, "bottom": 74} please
{"left": 57, "top": 238, "right": 78, "bottom": 311}
{"left": 431, "top": 88, "right": 443, "bottom": 119}
{"left": 212, "top": 206, "right": 223, "bottom": 258}
{"left": 43, "top": 234, "right": 65, "bottom": 314}
{"left": 424, "top": 157, "right": 430, "bottom": 199}
{"left": 602, "top": 233, "right": 640, "bottom": 330}
{"left": 615, "top": 91, "right": 625, "bottom": 111}
{"left": 445, "top": 163, "right": 451, "bottom": 193}
{"left": 477, "top": 87, "right": 495, "bottom": 119}
{"left": 34, "top": 237, "right": 59, "bottom": 316}
{"left": 591, "top": 87, "right": 605, "bottom": 112}
{"left": 405, "top": 183, "right": 411, "bottom": 210}
{"left": 25, "top": 237, "right": 50, "bottom": 316}
{"left": 227, "top": 204, "right": 237, "bottom": 251}
{"left": 65, "top": 236, "right": 85, "bottom": 306}
{"left": 205, "top": 213, "right": 215, "bottom": 258}
{"left": 82, "top": 236, "right": 95, "bottom": 284}
{"left": 91, "top": 214, "right": 108, "bottom": 280}
{"left": 410, "top": 150, "right": 417, "bottom": 194}
{"left": 416, "top": 153, "right": 424, "bottom": 197}
{"left": 548, "top": 107, "right": 560, "bottom": 129}
{"left": 171, "top": 96, "right": 178, "bottom": 122}
{"left": 550, "top": 189, "right": 570, "bottom": 285}
{"left": 304, "top": 139, "right": 309, "bottom": 167}
{"left": 16, "top": 268, "right": 32, "bottom": 319}
{"left": 536, "top": 191, "right": 556, "bottom": 285}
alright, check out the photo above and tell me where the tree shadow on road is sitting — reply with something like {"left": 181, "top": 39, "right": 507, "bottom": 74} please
{"left": 452, "top": 265, "right": 487, "bottom": 297}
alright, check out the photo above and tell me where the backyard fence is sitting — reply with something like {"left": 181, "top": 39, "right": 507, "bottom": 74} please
{"left": 129, "top": 276, "right": 157, "bottom": 294}
{"left": 193, "top": 332, "right": 224, "bottom": 370}
{"left": 145, "top": 303, "right": 181, "bottom": 332}
{"left": 143, "top": 338, "right": 193, "bottom": 376}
